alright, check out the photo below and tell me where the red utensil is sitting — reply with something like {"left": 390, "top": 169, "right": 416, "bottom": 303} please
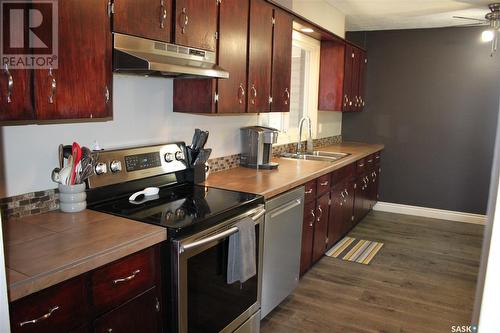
{"left": 70, "top": 142, "right": 82, "bottom": 185}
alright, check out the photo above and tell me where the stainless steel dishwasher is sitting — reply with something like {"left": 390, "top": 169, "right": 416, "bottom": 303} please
{"left": 261, "top": 186, "right": 304, "bottom": 318}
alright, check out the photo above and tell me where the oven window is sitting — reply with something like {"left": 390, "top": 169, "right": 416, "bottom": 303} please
{"left": 187, "top": 226, "right": 260, "bottom": 333}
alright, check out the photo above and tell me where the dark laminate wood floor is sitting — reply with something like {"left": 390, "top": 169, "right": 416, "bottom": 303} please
{"left": 260, "top": 211, "right": 484, "bottom": 333}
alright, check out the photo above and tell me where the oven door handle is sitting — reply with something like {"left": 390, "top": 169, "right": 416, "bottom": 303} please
{"left": 179, "top": 208, "right": 265, "bottom": 253}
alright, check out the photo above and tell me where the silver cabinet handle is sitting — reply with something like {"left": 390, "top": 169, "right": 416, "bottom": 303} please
{"left": 343, "top": 94, "right": 348, "bottom": 107}
{"left": 309, "top": 209, "right": 315, "bottom": 227}
{"left": 238, "top": 83, "right": 245, "bottom": 104}
{"left": 284, "top": 88, "right": 290, "bottom": 105}
{"left": 340, "top": 191, "right": 345, "bottom": 199}
{"left": 19, "top": 306, "right": 59, "bottom": 327}
{"left": 160, "top": 0, "right": 167, "bottom": 28}
{"left": 316, "top": 205, "right": 323, "bottom": 222}
{"left": 180, "top": 7, "right": 188, "bottom": 34}
{"left": 48, "top": 68, "right": 56, "bottom": 104}
{"left": 113, "top": 269, "right": 141, "bottom": 284}
{"left": 3, "top": 64, "right": 12, "bottom": 103}
{"left": 305, "top": 188, "right": 313, "bottom": 194}
{"left": 320, "top": 181, "right": 329, "bottom": 186}
{"left": 358, "top": 163, "right": 364, "bottom": 167}
{"left": 250, "top": 84, "right": 257, "bottom": 105}
{"left": 104, "top": 86, "right": 110, "bottom": 103}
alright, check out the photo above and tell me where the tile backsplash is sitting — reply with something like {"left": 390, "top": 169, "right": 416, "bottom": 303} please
{"left": 1, "top": 135, "right": 342, "bottom": 219}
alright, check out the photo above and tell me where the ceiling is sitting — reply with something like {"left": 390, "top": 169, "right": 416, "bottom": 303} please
{"left": 327, "top": 0, "right": 494, "bottom": 31}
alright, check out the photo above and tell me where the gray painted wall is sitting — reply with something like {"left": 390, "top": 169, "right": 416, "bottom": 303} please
{"left": 343, "top": 27, "right": 500, "bottom": 214}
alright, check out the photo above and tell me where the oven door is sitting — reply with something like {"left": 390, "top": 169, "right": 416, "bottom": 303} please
{"left": 172, "top": 205, "right": 265, "bottom": 333}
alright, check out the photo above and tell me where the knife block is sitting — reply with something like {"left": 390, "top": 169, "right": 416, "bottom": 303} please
{"left": 185, "top": 164, "right": 206, "bottom": 184}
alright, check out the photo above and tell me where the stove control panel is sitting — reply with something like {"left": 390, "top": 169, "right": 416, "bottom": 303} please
{"left": 87, "top": 142, "right": 188, "bottom": 189}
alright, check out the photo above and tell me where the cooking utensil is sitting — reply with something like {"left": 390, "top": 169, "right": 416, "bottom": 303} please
{"left": 51, "top": 167, "right": 61, "bottom": 183}
{"left": 58, "top": 144, "right": 64, "bottom": 169}
{"left": 70, "top": 142, "right": 82, "bottom": 185}
{"left": 58, "top": 166, "right": 72, "bottom": 185}
{"left": 191, "top": 128, "right": 202, "bottom": 149}
{"left": 128, "top": 187, "right": 160, "bottom": 202}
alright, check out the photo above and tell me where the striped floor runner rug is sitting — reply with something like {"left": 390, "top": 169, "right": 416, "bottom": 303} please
{"left": 325, "top": 237, "right": 384, "bottom": 265}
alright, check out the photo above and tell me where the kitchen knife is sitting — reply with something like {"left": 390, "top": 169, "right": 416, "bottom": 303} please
{"left": 193, "top": 148, "right": 212, "bottom": 166}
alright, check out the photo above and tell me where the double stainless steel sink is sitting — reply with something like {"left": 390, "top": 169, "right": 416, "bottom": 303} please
{"left": 281, "top": 151, "right": 350, "bottom": 162}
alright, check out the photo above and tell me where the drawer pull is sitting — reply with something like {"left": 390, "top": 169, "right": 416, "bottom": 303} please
{"left": 305, "top": 189, "right": 313, "bottom": 194}
{"left": 113, "top": 269, "right": 141, "bottom": 284}
{"left": 368, "top": 159, "right": 373, "bottom": 163}
{"left": 19, "top": 306, "right": 60, "bottom": 327}
{"left": 320, "top": 181, "right": 329, "bottom": 186}
{"left": 316, "top": 205, "right": 323, "bottom": 222}
{"left": 358, "top": 163, "right": 364, "bottom": 167}
{"left": 309, "top": 209, "right": 315, "bottom": 227}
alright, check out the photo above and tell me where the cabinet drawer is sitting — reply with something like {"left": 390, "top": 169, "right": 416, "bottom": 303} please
{"left": 94, "top": 287, "right": 160, "bottom": 333}
{"left": 91, "top": 247, "right": 156, "bottom": 313}
{"left": 331, "top": 163, "right": 355, "bottom": 184}
{"left": 316, "top": 174, "right": 331, "bottom": 196}
{"left": 304, "top": 180, "right": 317, "bottom": 202}
{"left": 356, "top": 158, "right": 366, "bottom": 175}
{"left": 10, "top": 276, "right": 87, "bottom": 333}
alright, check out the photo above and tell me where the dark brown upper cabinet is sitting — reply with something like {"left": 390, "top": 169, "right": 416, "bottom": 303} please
{"left": 247, "top": 0, "right": 273, "bottom": 113}
{"left": 318, "top": 41, "right": 367, "bottom": 112}
{"left": 174, "top": 0, "right": 218, "bottom": 51}
{"left": 112, "top": 0, "right": 172, "bottom": 42}
{"left": 173, "top": 0, "right": 249, "bottom": 114}
{"left": 34, "top": 0, "right": 112, "bottom": 120}
{"left": 216, "top": 0, "right": 249, "bottom": 114}
{"left": 270, "top": 8, "right": 292, "bottom": 113}
{"left": 318, "top": 39, "right": 345, "bottom": 111}
{"left": 1, "top": 0, "right": 112, "bottom": 123}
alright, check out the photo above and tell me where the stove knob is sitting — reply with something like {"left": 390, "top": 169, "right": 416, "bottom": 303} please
{"left": 164, "top": 152, "right": 174, "bottom": 163}
{"left": 175, "top": 208, "right": 186, "bottom": 218}
{"left": 95, "top": 162, "right": 108, "bottom": 175}
{"left": 175, "top": 151, "right": 185, "bottom": 161}
{"left": 110, "top": 160, "right": 122, "bottom": 173}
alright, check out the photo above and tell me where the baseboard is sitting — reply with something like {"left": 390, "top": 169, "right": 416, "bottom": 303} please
{"left": 373, "top": 202, "right": 487, "bottom": 225}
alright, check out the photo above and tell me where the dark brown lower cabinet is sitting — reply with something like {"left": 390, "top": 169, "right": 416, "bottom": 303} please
{"left": 94, "top": 287, "right": 160, "bottom": 333}
{"left": 300, "top": 152, "right": 382, "bottom": 276}
{"left": 300, "top": 200, "right": 316, "bottom": 275}
{"left": 10, "top": 246, "right": 162, "bottom": 333}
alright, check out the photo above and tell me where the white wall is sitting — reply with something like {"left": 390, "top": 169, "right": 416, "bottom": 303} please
{"left": 0, "top": 0, "right": 346, "bottom": 198}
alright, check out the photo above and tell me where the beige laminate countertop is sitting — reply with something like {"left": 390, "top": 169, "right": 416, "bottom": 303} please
{"left": 3, "top": 210, "right": 167, "bottom": 302}
{"left": 205, "top": 142, "right": 384, "bottom": 199}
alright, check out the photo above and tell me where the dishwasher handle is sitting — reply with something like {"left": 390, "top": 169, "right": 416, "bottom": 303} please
{"left": 179, "top": 208, "right": 265, "bottom": 253}
{"left": 269, "top": 198, "right": 302, "bottom": 219}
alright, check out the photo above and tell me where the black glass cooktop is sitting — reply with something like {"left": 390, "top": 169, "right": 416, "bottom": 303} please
{"left": 88, "top": 183, "right": 263, "bottom": 236}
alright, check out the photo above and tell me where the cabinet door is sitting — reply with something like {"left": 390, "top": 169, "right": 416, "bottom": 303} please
{"left": 312, "top": 193, "right": 330, "bottom": 263}
{"left": 10, "top": 276, "right": 87, "bottom": 333}
{"left": 350, "top": 47, "right": 361, "bottom": 112}
{"left": 34, "top": 0, "right": 112, "bottom": 120}
{"left": 247, "top": 0, "right": 273, "bottom": 113}
{"left": 300, "top": 200, "right": 315, "bottom": 275}
{"left": 0, "top": 68, "right": 34, "bottom": 121}
{"left": 358, "top": 49, "right": 367, "bottom": 111}
{"left": 174, "top": 0, "right": 217, "bottom": 51}
{"left": 318, "top": 40, "right": 345, "bottom": 111}
{"left": 270, "top": 8, "right": 292, "bottom": 113}
{"left": 342, "top": 44, "right": 354, "bottom": 112}
{"left": 353, "top": 177, "right": 366, "bottom": 225}
{"left": 328, "top": 187, "right": 344, "bottom": 249}
{"left": 113, "top": 0, "right": 172, "bottom": 42}
{"left": 93, "top": 288, "right": 160, "bottom": 333}
{"left": 217, "top": 0, "right": 249, "bottom": 113}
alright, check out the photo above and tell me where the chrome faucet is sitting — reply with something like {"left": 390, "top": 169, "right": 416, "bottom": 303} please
{"left": 297, "top": 116, "right": 314, "bottom": 154}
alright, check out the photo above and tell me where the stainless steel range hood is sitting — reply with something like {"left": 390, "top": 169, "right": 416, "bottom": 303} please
{"left": 113, "top": 33, "right": 229, "bottom": 79}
